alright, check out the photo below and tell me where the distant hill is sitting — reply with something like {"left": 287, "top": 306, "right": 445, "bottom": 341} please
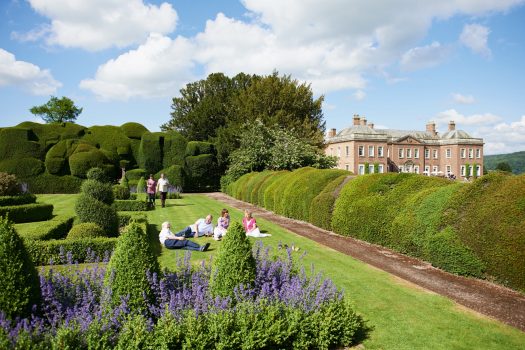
{"left": 484, "top": 151, "right": 525, "bottom": 174}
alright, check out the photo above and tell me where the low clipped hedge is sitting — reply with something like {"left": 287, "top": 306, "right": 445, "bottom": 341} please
{"left": 75, "top": 194, "right": 119, "bottom": 236}
{"left": 22, "top": 173, "right": 83, "bottom": 194}
{"left": 0, "top": 203, "right": 53, "bottom": 223}
{"left": 18, "top": 215, "right": 74, "bottom": 241}
{"left": 0, "top": 157, "right": 45, "bottom": 178}
{"left": 114, "top": 200, "right": 149, "bottom": 212}
{"left": 309, "top": 175, "right": 349, "bottom": 230}
{"left": 26, "top": 237, "right": 117, "bottom": 265}
{"left": 0, "top": 193, "right": 36, "bottom": 206}
{"left": 67, "top": 223, "right": 106, "bottom": 240}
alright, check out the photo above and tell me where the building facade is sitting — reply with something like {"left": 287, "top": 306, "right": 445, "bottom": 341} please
{"left": 325, "top": 115, "right": 484, "bottom": 179}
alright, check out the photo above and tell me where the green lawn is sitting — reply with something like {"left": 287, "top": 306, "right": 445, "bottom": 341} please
{"left": 32, "top": 193, "right": 525, "bottom": 349}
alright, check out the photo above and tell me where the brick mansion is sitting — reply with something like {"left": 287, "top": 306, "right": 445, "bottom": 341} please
{"left": 325, "top": 115, "right": 484, "bottom": 179}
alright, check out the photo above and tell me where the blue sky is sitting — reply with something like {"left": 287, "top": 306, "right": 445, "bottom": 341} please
{"left": 1, "top": 0, "right": 525, "bottom": 155}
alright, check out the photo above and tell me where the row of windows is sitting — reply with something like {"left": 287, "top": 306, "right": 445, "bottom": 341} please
{"left": 355, "top": 163, "right": 385, "bottom": 175}
{"left": 331, "top": 146, "right": 482, "bottom": 160}
{"left": 357, "top": 145, "right": 384, "bottom": 157}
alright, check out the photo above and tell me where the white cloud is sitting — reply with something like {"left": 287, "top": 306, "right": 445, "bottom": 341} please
{"left": 434, "top": 109, "right": 501, "bottom": 127}
{"left": 79, "top": 34, "right": 195, "bottom": 100}
{"left": 400, "top": 42, "right": 452, "bottom": 71}
{"left": 452, "top": 93, "right": 475, "bottom": 104}
{"left": 354, "top": 90, "right": 366, "bottom": 101}
{"left": 0, "top": 48, "right": 61, "bottom": 95}
{"left": 475, "top": 116, "right": 525, "bottom": 154}
{"left": 25, "top": 0, "right": 178, "bottom": 51}
{"left": 460, "top": 23, "right": 492, "bottom": 58}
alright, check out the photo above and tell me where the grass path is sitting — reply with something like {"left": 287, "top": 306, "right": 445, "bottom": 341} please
{"left": 35, "top": 194, "right": 525, "bottom": 349}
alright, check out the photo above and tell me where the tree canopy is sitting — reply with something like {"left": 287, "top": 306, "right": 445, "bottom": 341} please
{"left": 495, "top": 161, "right": 512, "bottom": 172}
{"left": 29, "top": 96, "right": 83, "bottom": 124}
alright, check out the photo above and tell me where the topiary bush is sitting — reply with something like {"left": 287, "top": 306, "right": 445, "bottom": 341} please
{"left": 113, "top": 185, "right": 131, "bottom": 200}
{"left": 67, "top": 223, "right": 107, "bottom": 240}
{"left": 162, "top": 131, "right": 187, "bottom": 167}
{"left": 255, "top": 170, "right": 288, "bottom": 207}
{"left": 262, "top": 171, "right": 295, "bottom": 213}
{"left": 0, "top": 203, "right": 54, "bottom": 223}
{"left": 87, "top": 167, "right": 111, "bottom": 183}
{"left": 156, "top": 165, "right": 184, "bottom": 188}
{"left": 137, "top": 176, "right": 146, "bottom": 193}
{"left": 0, "top": 158, "right": 45, "bottom": 178}
{"left": 105, "top": 221, "right": 159, "bottom": 312}
{"left": 138, "top": 132, "right": 162, "bottom": 175}
{"left": 0, "top": 216, "right": 41, "bottom": 319}
{"left": 210, "top": 222, "right": 256, "bottom": 298}
{"left": 0, "top": 193, "right": 36, "bottom": 207}
{"left": 80, "top": 179, "right": 114, "bottom": 205}
{"left": 0, "top": 172, "right": 20, "bottom": 196}
{"left": 0, "top": 128, "right": 43, "bottom": 160}
{"left": 309, "top": 174, "right": 349, "bottom": 230}
{"left": 81, "top": 125, "right": 132, "bottom": 165}
{"left": 185, "top": 141, "right": 215, "bottom": 157}
{"left": 248, "top": 171, "right": 275, "bottom": 204}
{"left": 69, "top": 145, "right": 111, "bottom": 178}
{"left": 75, "top": 193, "right": 119, "bottom": 236}
{"left": 120, "top": 122, "right": 149, "bottom": 140}
{"left": 184, "top": 154, "right": 219, "bottom": 192}
{"left": 125, "top": 169, "right": 146, "bottom": 181}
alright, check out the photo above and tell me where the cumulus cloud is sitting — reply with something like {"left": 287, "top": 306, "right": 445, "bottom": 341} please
{"left": 434, "top": 109, "right": 501, "bottom": 127}
{"left": 353, "top": 90, "right": 366, "bottom": 101}
{"left": 475, "top": 116, "right": 525, "bottom": 154}
{"left": 24, "top": 0, "right": 178, "bottom": 51}
{"left": 79, "top": 34, "right": 195, "bottom": 100}
{"left": 400, "top": 42, "right": 452, "bottom": 71}
{"left": 460, "top": 23, "right": 492, "bottom": 58}
{"left": 452, "top": 93, "right": 475, "bottom": 104}
{"left": 0, "top": 48, "right": 61, "bottom": 95}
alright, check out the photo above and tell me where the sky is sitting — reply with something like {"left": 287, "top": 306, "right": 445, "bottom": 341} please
{"left": 1, "top": 0, "right": 525, "bottom": 155}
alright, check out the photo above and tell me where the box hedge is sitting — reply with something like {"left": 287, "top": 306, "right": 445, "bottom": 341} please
{"left": 185, "top": 141, "right": 215, "bottom": 157}
{"left": 138, "top": 132, "right": 162, "bottom": 174}
{"left": 272, "top": 168, "right": 315, "bottom": 216}
{"left": 18, "top": 215, "right": 74, "bottom": 241}
{"left": 262, "top": 171, "right": 293, "bottom": 211}
{"left": 184, "top": 154, "right": 219, "bottom": 192}
{"left": 228, "top": 172, "right": 258, "bottom": 199}
{"left": 162, "top": 131, "right": 187, "bottom": 167}
{"left": 22, "top": 173, "right": 83, "bottom": 194}
{"left": 0, "top": 157, "right": 45, "bottom": 178}
{"left": 309, "top": 174, "right": 350, "bottom": 230}
{"left": 254, "top": 171, "right": 288, "bottom": 207}
{"left": 0, "top": 203, "right": 53, "bottom": 223}
{"left": 247, "top": 171, "right": 275, "bottom": 204}
{"left": 0, "top": 193, "right": 36, "bottom": 206}
{"left": 67, "top": 223, "right": 107, "bottom": 240}
{"left": 120, "top": 122, "right": 149, "bottom": 140}
{"left": 114, "top": 200, "right": 149, "bottom": 212}
{"left": 75, "top": 193, "right": 119, "bottom": 236}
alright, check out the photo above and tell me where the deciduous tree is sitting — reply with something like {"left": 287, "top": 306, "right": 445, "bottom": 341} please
{"left": 29, "top": 96, "right": 83, "bottom": 123}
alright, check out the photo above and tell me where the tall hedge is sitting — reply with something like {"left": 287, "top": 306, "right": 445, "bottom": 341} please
{"left": 248, "top": 171, "right": 275, "bottom": 204}
{"left": 210, "top": 222, "right": 256, "bottom": 298}
{"left": 44, "top": 139, "right": 80, "bottom": 175}
{"left": 272, "top": 168, "right": 314, "bottom": 215}
{"left": 69, "top": 144, "right": 112, "bottom": 178}
{"left": 162, "top": 131, "right": 187, "bottom": 167}
{"left": 105, "top": 221, "right": 159, "bottom": 312}
{"left": 262, "top": 171, "right": 292, "bottom": 211}
{"left": 156, "top": 165, "right": 184, "bottom": 188}
{"left": 138, "top": 132, "right": 162, "bottom": 175}
{"left": 0, "top": 217, "right": 41, "bottom": 319}
{"left": 0, "top": 128, "right": 42, "bottom": 160}
{"left": 255, "top": 171, "right": 288, "bottom": 207}
{"left": 120, "top": 122, "right": 148, "bottom": 140}
{"left": 0, "top": 157, "right": 45, "bottom": 178}
{"left": 81, "top": 125, "right": 132, "bottom": 165}
{"left": 184, "top": 154, "right": 219, "bottom": 192}
{"left": 185, "top": 141, "right": 215, "bottom": 157}
{"left": 309, "top": 174, "right": 349, "bottom": 230}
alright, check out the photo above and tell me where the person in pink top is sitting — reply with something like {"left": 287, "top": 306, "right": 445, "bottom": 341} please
{"left": 242, "top": 209, "right": 271, "bottom": 238}
{"left": 146, "top": 174, "right": 156, "bottom": 208}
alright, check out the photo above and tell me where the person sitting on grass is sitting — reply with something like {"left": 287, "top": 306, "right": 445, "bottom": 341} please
{"left": 159, "top": 221, "right": 210, "bottom": 252}
{"left": 174, "top": 215, "right": 214, "bottom": 238}
{"left": 242, "top": 209, "right": 271, "bottom": 238}
{"left": 213, "top": 208, "right": 230, "bottom": 241}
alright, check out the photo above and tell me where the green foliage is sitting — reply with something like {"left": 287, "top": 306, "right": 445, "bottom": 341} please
{"left": 184, "top": 154, "right": 219, "bottom": 192}
{"left": 246, "top": 171, "right": 275, "bottom": 204}
{"left": 136, "top": 176, "right": 146, "bottom": 193}
{"left": 23, "top": 173, "right": 82, "bottom": 194}
{"left": 263, "top": 171, "right": 293, "bottom": 211}
{"left": 18, "top": 215, "right": 74, "bottom": 241}
{"left": 0, "top": 157, "right": 45, "bottom": 178}
{"left": 116, "top": 314, "right": 154, "bottom": 350}
{"left": 86, "top": 167, "right": 111, "bottom": 183}
{"left": 0, "top": 172, "right": 20, "bottom": 196}
{"left": 495, "top": 161, "right": 512, "bottom": 172}
{"left": 120, "top": 122, "right": 149, "bottom": 139}
{"left": 162, "top": 131, "right": 187, "bottom": 167}
{"left": 0, "top": 193, "right": 36, "bottom": 206}
{"left": 67, "top": 222, "right": 106, "bottom": 240}
{"left": 125, "top": 168, "right": 146, "bottom": 181}
{"left": 114, "top": 200, "right": 149, "bottom": 212}
{"left": 484, "top": 151, "right": 525, "bottom": 174}
{"left": 75, "top": 193, "right": 119, "bottom": 236}
{"left": 210, "top": 222, "right": 256, "bottom": 298}
{"left": 309, "top": 175, "right": 349, "bottom": 230}
{"left": 0, "top": 203, "right": 53, "bottom": 223}
{"left": 105, "top": 221, "right": 159, "bottom": 311}
{"left": 44, "top": 139, "right": 79, "bottom": 175}
{"left": 81, "top": 125, "right": 132, "bottom": 165}
{"left": 80, "top": 179, "right": 114, "bottom": 205}
{"left": 113, "top": 185, "right": 131, "bottom": 200}
{"left": 185, "top": 141, "right": 215, "bottom": 156}
{"left": 0, "top": 217, "right": 41, "bottom": 319}
{"left": 228, "top": 172, "right": 258, "bottom": 199}
{"left": 68, "top": 144, "right": 111, "bottom": 178}
{"left": 29, "top": 96, "right": 83, "bottom": 123}
{"left": 0, "top": 128, "right": 43, "bottom": 160}
{"left": 137, "top": 132, "right": 162, "bottom": 174}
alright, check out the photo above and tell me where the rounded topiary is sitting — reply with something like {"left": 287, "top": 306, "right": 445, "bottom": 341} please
{"left": 86, "top": 167, "right": 110, "bottom": 183}
{"left": 81, "top": 179, "right": 114, "bottom": 205}
{"left": 210, "top": 222, "right": 256, "bottom": 298}
{"left": 75, "top": 194, "right": 118, "bottom": 236}
{"left": 137, "top": 176, "right": 146, "bottom": 194}
{"left": 113, "top": 185, "right": 131, "bottom": 200}
{"left": 104, "top": 221, "right": 159, "bottom": 311}
{"left": 69, "top": 148, "right": 110, "bottom": 178}
{"left": 67, "top": 223, "right": 107, "bottom": 240}
{"left": 0, "top": 216, "right": 41, "bottom": 319}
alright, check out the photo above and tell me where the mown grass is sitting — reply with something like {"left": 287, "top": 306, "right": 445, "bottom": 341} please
{"left": 26, "top": 193, "right": 525, "bottom": 349}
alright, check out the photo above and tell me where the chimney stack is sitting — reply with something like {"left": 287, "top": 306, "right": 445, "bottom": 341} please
{"left": 426, "top": 121, "right": 437, "bottom": 136}
{"left": 448, "top": 121, "right": 456, "bottom": 131}
{"left": 360, "top": 117, "right": 367, "bottom": 126}
{"left": 328, "top": 128, "right": 337, "bottom": 137}
{"left": 353, "top": 114, "right": 360, "bottom": 126}
{"left": 368, "top": 123, "right": 374, "bottom": 129}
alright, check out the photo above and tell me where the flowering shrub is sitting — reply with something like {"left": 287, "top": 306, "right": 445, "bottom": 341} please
{"left": 0, "top": 242, "right": 363, "bottom": 349}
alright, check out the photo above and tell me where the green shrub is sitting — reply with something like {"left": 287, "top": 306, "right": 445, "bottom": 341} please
{"left": 0, "top": 203, "right": 53, "bottom": 223}
{"left": 0, "top": 217, "right": 41, "bottom": 319}
{"left": 125, "top": 168, "right": 146, "bottom": 181}
{"left": 23, "top": 173, "right": 82, "bottom": 194}
{"left": 81, "top": 179, "right": 114, "bottom": 205}
{"left": 226, "top": 172, "right": 255, "bottom": 198}
{"left": 0, "top": 172, "right": 20, "bottom": 196}
{"left": 138, "top": 132, "right": 162, "bottom": 174}
{"left": 105, "top": 221, "right": 159, "bottom": 312}
{"left": 185, "top": 141, "right": 215, "bottom": 157}
{"left": 116, "top": 314, "right": 154, "bottom": 350}
{"left": 156, "top": 165, "right": 184, "bottom": 188}
{"left": 248, "top": 171, "right": 275, "bottom": 204}
{"left": 44, "top": 139, "right": 80, "bottom": 175}
{"left": 120, "top": 122, "right": 149, "bottom": 139}
{"left": 87, "top": 167, "right": 111, "bottom": 183}
{"left": 114, "top": 200, "right": 149, "bottom": 212}
{"left": 239, "top": 171, "right": 270, "bottom": 203}
{"left": 255, "top": 170, "right": 288, "bottom": 207}
{"left": 113, "top": 185, "right": 131, "bottom": 200}
{"left": 118, "top": 212, "right": 147, "bottom": 228}
{"left": 262, "top": 171, "right": 293, "bottom": 211}
{"left": 184, "top": 154, "right": 219, "bottom": 192}
{"left": 16, "top": 121, "right": 86, "bottom": 147}
{"left": 75, "top": 193, "right": 119, "bottom": 236}
{"left": 162, "top": 131, "right": 187, "bottom": 167}
{"left": 0, "top": 128, "right": 43, "bottom": 160}
{"left": 137, "top": 176, "right": 146, "bottom": 193}
{"left": 69, "top": 146, "right": 111, "bottom": 178}
{"left": 81, "top": 125, "right": 132, "bottom": 164}
{"left": 0, "top": 157, "right": 45, "bottom": 178}
{"left": 210, "top": 222, "right": 256, "bottom": 298}
{"left": 19, "top": 215, "right": 74, "bottom": 241}
{"left": 309, "top": 174, "right": 349, "bottom": 230}
{"left": 0, "top": 193, "right": 36, "bottom": 206}
{"left": 67, "top": 223, "right": 107, "bottom": 239}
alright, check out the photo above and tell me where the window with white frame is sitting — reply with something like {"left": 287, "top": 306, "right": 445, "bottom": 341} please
{"left": 432, "top": 165, "right": 438, "bottom": 174}
{"left": 414, "top": 165, "right": 419, "bottom": 174}
{"left": 476, "top": 149, "right": 481, "bottom": 158}
{"left": 446, "top": 165, "right": 451, "bottom": 174}
{"left": 433, "top": 149, "right": 438, "bottom": 159}
{"left": 406, "top": 148, "right": 412, "bottom": 158}
{"left": 358, "top": 145, "right": 364, "bottom": 157}
{"left": 461, "top": 148, "right": 466, "bottom": 158}
{"left": 446, "top": 148, "right": 451, "bottom": 158}
{"left": 424, "top": 165, "right": 430, "bottom": 175}
{"left": 468, "top": 148, "right": 473, "bottom": 159}
{"left": 414, "top": 148, "right": 419, "bottom": 158}
{"left": 476, "top": 165, "right": 481, "bottom": 176}
{"left": 460, "top": 165, "right": 465, "bottom": 176}
{"left": 337, "top": 147, "right": 341, "bottom": 157}
{"left": 425, "top": 149, "right": 430, "bottom": 159}
{"left": 398, "top": 148, "right": 404, "bottom": 158}
{"left": 358, "top": 164, "right": 365, "bottom": 175}
{"left": 368, "top": 145, "right": 374, "bottom": 157}
{"left": 369, "top": 164, "right": 375, "bottom": 173}
{"left": 378, "top": 164, "right": 384, "bottom": 173}
{"left": 345, "top": 146, "right": 349, "bottom": 157}
{"left": 469, "top": 166, "right": 474, "bottom": 176}
{"left": 378, "top": 146, "right": 384, "bottom": 157}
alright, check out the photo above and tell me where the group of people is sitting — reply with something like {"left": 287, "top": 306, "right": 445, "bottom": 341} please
{"left": 146, "top": 173, "right": 170, "bottom": 208}
{"left": 159, "top": 209, "right": 271, "bottom": 252}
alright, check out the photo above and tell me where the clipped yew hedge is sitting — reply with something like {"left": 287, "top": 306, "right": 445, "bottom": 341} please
{"left": 0, "top": 157, "right": 45, "bottom": 178}
{"left": 262, "top": 171, "right": 293, "bottom": 211}
{"left": 23, "top": 173, "right": 83, "bottom": 194}
{"left": 18, "top": 215, "right": 74, "bottom": 241}
{"left": 255, "top": 170, "right": 288, "bottom": 207}
{"left": 309, "top": 174, "right": 349, "bottom": 230}
{"left": 0, "top": 203, "right": 53, "bottom": 223}
{"left": 0, "top": 193, "right": 36, "bottom": 206}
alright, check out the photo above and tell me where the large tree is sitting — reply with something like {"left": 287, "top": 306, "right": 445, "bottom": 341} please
{"left": 29, "top": 96, "right": 83, "bottom": 123}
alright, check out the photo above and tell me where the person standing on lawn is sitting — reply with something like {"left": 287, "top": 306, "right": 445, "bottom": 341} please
{"left": 156, "top": 173, "right": 170, "bottom": 208}
{"left": 146, "top": 174, "right": 156, "bottom": 208}
{"left": 159, "top": 222, "right": 210, "bottom": 251}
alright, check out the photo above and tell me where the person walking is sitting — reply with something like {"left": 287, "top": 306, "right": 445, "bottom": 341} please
{"left": 156, "top": 173, "right": 170, "bottom": 208}
{"left": 146, "top": 174, "right": 156, "bottom": 208}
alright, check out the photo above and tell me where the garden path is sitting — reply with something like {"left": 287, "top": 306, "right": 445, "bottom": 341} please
{"left": 206, "top": 192, "right": 525, "bottom": 332}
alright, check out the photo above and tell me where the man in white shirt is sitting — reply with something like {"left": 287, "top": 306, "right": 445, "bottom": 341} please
{"left": 159, "top": 222, "right": 210, "bottom": 251}
{"left": 156, "top": 173, "right": 170, "bottom": 208}
{"left": 174, "top": 214, "right": 214, "bottom": 238}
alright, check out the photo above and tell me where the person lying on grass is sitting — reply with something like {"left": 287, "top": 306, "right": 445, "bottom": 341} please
{"left": 174, "top": 214, "right": 214, "bottom": 238}
{"left": 159, "top": 221, "right": 210, "bottom": 252}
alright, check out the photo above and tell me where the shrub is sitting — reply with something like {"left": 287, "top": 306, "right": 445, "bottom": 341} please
{"left": 81, "top": 179, "right": 114, "bottom": 205}
{"left": 239, "top": 171, "right": 270, "bottom": 203}
{"left": 44, "top": 139, "right": 79, "bottom": 175}
{"left": 113, "top": 185, "right": 131, "bottom": 200}
{"left": 0, "top": 128, "right": 43, "bottom": 160}
{"left": 309, "top": 174, "right": 349, "bottom": 230}
{"left": 210, "top": 222, "right": 256, "bottom": 298}
{"left": 162, "top": 131, "right": 187, "bottom": 167}
{"left": 67, "top": 223, "right": 107, "bottom": 240}
{"left": 0, "top": 157, "right": 45, "bottom": 178}
{"left": 136, "top": 176, "right": 146, "bottom": 193}
{"left": 256, "top": 170, "right": 289, "bottom": 207}
{"left": 0, "top": 193, "right": 36, "bottom": 206}
{"left": 184, "top": 154, "right": 219, "bottom": 192}
{"left": 81, "top": 125, "right": 132, "bottom": 164}
{"left": 19, "top": 215, "right": 74, "bottom": 241}
{"left": 87, "top": 167, "right": 111, "bottom": 183}
{"left": 69, "top": 146, "right": 111, "bottom": 178}
{"left": 0, "top": 217, "right": 41, "bottom": 319}
{"left": 120, "top": 122, "right": 148, "bottom": 140}
{"left": 0, "top": 172, "right": 20, "bottom": 196}
{"left": 105, "top": 221, "right": 159, "bottom": 312}
{"left": 248, "top": 171, "right": 275, "bottom": 204}
{"left": 138, "top": 132, "right": 162, "bottom": 174}
{"left": 0, "top": 203, "right": 53, "bottom": 223}
{"left": 185, "top": 141, "right": 215, "bottom": 157}
{"left": 155, "top": 165, "right": 184, "bottom": 188}
{"left": 23, "top": 173, "right": 82, "bottom": 194}
{"left": 75, "top": 194, "right": 119, "bottom": 236}
{"left": 262, "top": 171, "right": 294, "bottom": 212}
{"left": 114, "top": 200, "right": 149, "bottom": 212}
{"left": 125, "top": 169, "right": 146, "bottom": 181}
{"left": 229, "top": 172, "right": 257, "bottom": 199}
